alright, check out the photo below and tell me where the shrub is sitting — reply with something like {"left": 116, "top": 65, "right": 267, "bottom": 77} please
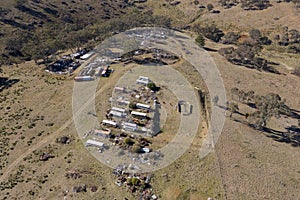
{"left": 207, "top": 3, "right": 214, "bottom": 11}
{"left": 195, "top": 24, "right": 224, "bottom": 42}
{"left": 127, "top": 177, "right": 140, "bottom": 186}
{"left": 147, "top": 82, "right": 159, "bottom": 91}
{"left": 222, "top": 32, "right": 240, "bottom": 44}
{"left": 195, "top": 34, "right": 205, "bottom": 47}
{"left": 129, "top": 102, "right": 137, "bottom": 109}
{"left": 292, "top": 67, "right": 300, "bottom": 77}
{"left": 124, "top": 137, "right": 134, "bottom": 146}
{"left": 132, "top": 144, "right": 142, "bottom": 153}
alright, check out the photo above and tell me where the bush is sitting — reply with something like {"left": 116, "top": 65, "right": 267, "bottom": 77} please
{"left": 241, "top": 0, "right": 271, "bottom": 10}
{"left": 195, "top": 34, "right": 205, "bottom": 47}
{"left": 129, "top": 102, "right": 137, "bottom": 109}
{"left": 127, "top": 177, "right": 140, "bottom": 186}
{"left": 288, "top": 44, "right": 300, "bottom": 54}
{"left": 124, "top": 137, "right": 134, "bottom": 146}
{"left": 207, "top": 3, "right": 214, "bottom": 11}
{"left": 194, "top": 24, "right": 224, "bottom": 42}
{"left": 259, "top": 36, "right": 272, "bottom": 45}
{"left": 147, "top": 82, "right": 159, "bottom": 91}
{"left": 292, "top": 67, "right": 300, "bottom": 77}
{"left": 132, "top": 144, "right": 141, "bottom": 153}
{"left": 249, "top": 29, "right": 262, "bottom": 41}
{"left": 222, "top": 32, "right": 240, "bottom": 44}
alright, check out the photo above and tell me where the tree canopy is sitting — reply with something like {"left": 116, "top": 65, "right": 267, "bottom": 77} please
{"left": 195, "top": 34, "right": 205, "bottom": 47}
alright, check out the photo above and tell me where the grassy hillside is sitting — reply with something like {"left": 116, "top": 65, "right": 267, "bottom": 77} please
{"left": 0, "top": 0, "right": 171, "bottom": 65}
{"left": 0, "top": 0, "right": 300, "bottom": 200}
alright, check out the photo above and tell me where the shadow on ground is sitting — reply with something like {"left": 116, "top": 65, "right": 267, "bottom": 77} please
{"left": 232, "top": 117, "right": 300, "bottom": 147}
{"left": 0, "top": 77, "right": 19, "bottom": 92}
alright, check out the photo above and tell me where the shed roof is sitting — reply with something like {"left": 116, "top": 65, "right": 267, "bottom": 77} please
{"left": 136, "top": 103, "right": 151, "bottom": 109}
{"left": 111, "top": 107, "right": 126, "bottom": 113}
{"left": 131, "top": 111, "right": 147, "bottom": 117}
{"left": 102, "top": 120, "right": 117, "bottom": 126}
{"left": 85, "top": 139, "right": 104, "bottom": 147}
{"left": 109, "top": 110, "right": 124, "bottom": 118}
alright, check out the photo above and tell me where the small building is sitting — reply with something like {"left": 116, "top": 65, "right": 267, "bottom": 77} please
{"left": 111, "top": 107, "right": 126, "bottom": 113}
{"left": 131, "top": 111, "right": 147, "bottom": 118}
{"left": 74, "top": 76, "right": 94, "bottom": 82}
{"left": 71, "top": 52, "right": 81, "bottom": 59}
{"left": 122, "top": 122, "right": 138, "bottom": 132}
{"left": 142, "top": 148, "right": 150, "bottom": 153}
{"left": 80, "top": 52, "right": 95, "bottom": 60}
{"left": 85, "top": 139, "right": 104, "bottom": 148}
{"left": 114, "top": 86, "right": 126, "bottom": 93}
{"left": 94, "top": 129, "right": 111, "bottom": 138}
{"left": 178, "top": 100, "right": 192, "bottom": 115}
{"left": 136, "top": 76, "right": 150, "bottom": 85}
{"left": 109, "top": 107, "right": 126, "bottom": 118}
{"left": 102, "top": 120, "right": 117, "bottom": 127}
{"left": 140, "top": 127, "right": 151, "bottom": 133}
{"left": 116, "top": 99, "right": 130, "bottom": 106}
{"left": 109, "top": 110, "right": 125, "bottom": 118}
{"left": 136, "top": 103, "right": 151, "bottom": 110}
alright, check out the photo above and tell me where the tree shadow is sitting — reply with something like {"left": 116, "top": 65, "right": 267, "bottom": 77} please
{"left": 245, "top": 102, "right": 256, "bottom": 109}
{"left": 291, "top": 108, "right": 300, "bottom": 113}
{"left": 265, "top": 131, "right": 300, "bottom": 147}
{"left": 217, "top": 105, "right": 228, "bottom": 110}
{"left": 260, "top": 127, "right": 300, "bottom": 147}
{"left": 268, "top": 61, "right": 280, "bottom": 66}
{"left": 286, "top": 125, "right": 300, "bottom": 133}
{"left": 0, "top": 77, "right": 20, "bottom": 92}
{"left": 230, "top": 116, "right": 300, "bottom": 147}
{"left": 203, "top": 47, "right": 218, "bottom": 52}
{"left": 287, "top": 111, "right": 300, "bottom": 120}
{"left": 217, "top": 104, "right": 244, "bottom": 116}
{"left": 255, "top": 125, "right": 300, "bottom": 147}
{"left": 235, "top": 111, "right": 245, "bottom": 116}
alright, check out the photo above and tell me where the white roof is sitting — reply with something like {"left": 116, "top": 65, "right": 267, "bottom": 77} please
{"left": 111, "top": 107, "right": 126, "bottom": 113}
{"left": 122, "top": 122, "right": 138, "bottom": 131}
{"left": 109, "top": 110, "right": 124, "bottom": 118}
{"left": 142, "top": 148, "right": 150, "bottom": 153}
{"left": 88, "top": 62, "right": 98, "bottom": 68}
{"left": 138, "top": 76, "right": 149, "bottom": 80}
{"left": 131, "top": 111, "right": 147, "bottom": 117}
{"left": 136, "top": 103, "right": 151, "bottom": 109}
{"left": 102, "top": 120, "right": 117, "bottom": 126}
{"left": 71, "top": 52, "right": 80, "bottom": 57}
{"left": 122, "top": 122, "right": 137, "bottom": 128}
{"left": 80, "top": 52, "right": 95, "bottom": 59}
{"left": 116, "top": 99, "right": 130, "bottom": 105}
{"left": 101, "top": 70, "right": 107, "bottom": 75}
{"left": 136, "top": 76, "right": 150, "bottom": 84}
{"left": 94, "top": 129, "right": 110, "bottom": 135}
{"left": 85, "top": 139, "right": 104, "bottom": 147}
{"left": 75, "top": 76, "right": 92, "bottom": 79}
{"left": 115, "top": 87, "right": 125, "bottom": 91}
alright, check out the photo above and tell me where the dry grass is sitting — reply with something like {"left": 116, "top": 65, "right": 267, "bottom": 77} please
{"left": 1, "top": 1, "right": 300, "bottom": 199}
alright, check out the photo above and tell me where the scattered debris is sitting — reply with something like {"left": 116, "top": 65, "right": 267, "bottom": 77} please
{"left": 112, "top": 165, "right": 156, "bottom": 199}
{"left": 39, "top": 153, "right": 54, "bottom": 161}
{"left": 72, "top": 184, "right": 87, "bottom": 193}
{"left": 91, "top": 186, "right": 98, "bottom": 192}
{"left": 56, "top": 136, "right": 71, "bottom": 144}
{"left": 65, "top": 169, "right": 82, "bottom": 179}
